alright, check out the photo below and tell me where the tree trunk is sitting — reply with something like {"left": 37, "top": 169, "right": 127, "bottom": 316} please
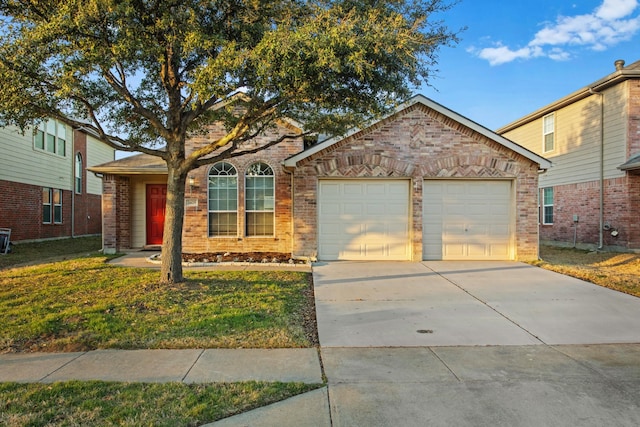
{"left": 160, "top": 165, "right": 187, "bottom": 284}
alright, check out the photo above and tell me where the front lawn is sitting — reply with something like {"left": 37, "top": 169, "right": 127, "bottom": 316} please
{"left": 0, "top": 236, "right": 102, "bottom": 270}
{"left": 534, "top": 245, "right": 640, "bottom": 297}
{"left": 0, "top": 256, "right": 317, "bottom": 352}
{"left": 0, "top": 248, "right": 321, "bottom": 425}
{"left": 0, "top": 381, "right": 320, "bottom": 426}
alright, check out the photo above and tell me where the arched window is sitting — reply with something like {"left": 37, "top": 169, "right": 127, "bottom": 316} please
{"left": 245, "top": 162, "right": 274, "bottom": 236}
{"left": 208, "top": 162, "right": 238, "bottom": 236}
{"left": 75, "top": 153, "right": 83, "bottom": 194}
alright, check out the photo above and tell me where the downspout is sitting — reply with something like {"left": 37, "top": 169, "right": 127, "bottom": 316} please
{"left": 71, "top": 128, "right": 76, "bottom": 238}
{"left": 589, "top": 87, "right": 604, "bottom": 250}
{"left": 282, "top": 163, "right": 295, "bottom": 259}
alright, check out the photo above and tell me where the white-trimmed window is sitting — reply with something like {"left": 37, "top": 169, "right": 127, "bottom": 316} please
{"left": 75, "top": 153, "right": 83, "bottom": 194}
{"left": 208, "top": 162, "right": 238, "bottom": 236}
{"left": 43, "top": 188, "right": 63, "bottom": 224}
{"left": 543, "top": 113, "right": 555, "bottom": 152}
{"left": 35, "top": 119, "right": 66, "bottom": 156}
{"left": 245, "top": 162, "right": 274, "bottom": 237}
{"left": 542, "top": 187, "right": 554, "bottom": 225}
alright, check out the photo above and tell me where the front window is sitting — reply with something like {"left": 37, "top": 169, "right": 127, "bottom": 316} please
{"left": 245, "top": 162, "right": 274, "bottom": 236}
{"left": 543, "top": 114, "right": 554, "bottom": 152}
{"left": 542, "top": 187, "right": 554, "bottom": 225}
{"left": 208, "top": 162, "right": 238, "bottom": 237}
{"left": 75, "top": 153, "right": 83, "bottom": 194}
{"left": 35, "top": 119, "right": 66, "bottom": 156}
{"left": 43, "top": 188, "right": 63, "bottom": 224}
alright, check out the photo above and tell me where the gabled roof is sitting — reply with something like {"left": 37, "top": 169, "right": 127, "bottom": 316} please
{"left": 88, "top": 153, "right": 167, "bottom": 175}
{"left": 283, "top": 94, "right": 551, "bottom": 170}
{"left": 498, "top": 59, "right": 640, "bottom": 133}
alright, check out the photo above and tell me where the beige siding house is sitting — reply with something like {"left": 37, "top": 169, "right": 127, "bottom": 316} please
{"left": 92, "top": 95, "right": 550, "bottom": 261}
{"left": 0, "top": 120, "right": 115, "bottom": 241}
{"left": 498, "top": 59, "right": 640, "bottom": 251}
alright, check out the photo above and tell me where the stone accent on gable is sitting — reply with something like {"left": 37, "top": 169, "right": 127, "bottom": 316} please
{"left": 291, "top": 104, "right": 542, "bottom": 261}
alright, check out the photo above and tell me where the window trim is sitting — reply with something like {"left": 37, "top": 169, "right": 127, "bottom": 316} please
{"left": 542, "top": 187, "right": 554, "bottom": 225}
{"left": 543, "top": 113, "right": 555, "bottom": 153}
{"left": 34, "top": 119, "right": 67, "bottom": 157}
{"left": 207, "top": 162, "right": 239, "bottom": 237}
{"left": 75, "top": 153, "right": 83, "bottom": 194}
{"left": 43, "top": 188, "right": 63, "bottom": 224}
{"left": 244, "top": 162, "right": 275, "bottom": 237}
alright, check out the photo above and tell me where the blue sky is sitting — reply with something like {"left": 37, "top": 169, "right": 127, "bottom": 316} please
{"left": 421, "top": 0, "right": 640, "bottom": 130}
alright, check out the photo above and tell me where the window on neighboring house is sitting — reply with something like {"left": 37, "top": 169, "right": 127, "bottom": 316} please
{"left": 245, "top": 162, "right": 274, "bottom": 237}
{"left": 34, "top": 119, "right": 66, "bottom": 156}
{"left": 542, "top": 187, "right": 554, "bottom": 225}
{"left": 543, "top": 113, "right": 555, "bottom": 152}
{"left": 75, "top": 153, "right": 83, "bottom": 194}
{"left": 43, "top": 188, "right": 63, "bottom": 224}
{"left": 208, "top": 162, "right": 238, "bottom": 237}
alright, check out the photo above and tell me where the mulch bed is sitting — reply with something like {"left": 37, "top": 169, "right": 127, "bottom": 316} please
{"left": 181, "top": 252, "right": 308, "bottom": 264}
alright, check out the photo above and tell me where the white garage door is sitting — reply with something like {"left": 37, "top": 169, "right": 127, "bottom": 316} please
{"left": 318, "top": 180, "right": 410, "bottom": 260}
{"left": 423, "top": 180, "right": 514, "bottom": 260}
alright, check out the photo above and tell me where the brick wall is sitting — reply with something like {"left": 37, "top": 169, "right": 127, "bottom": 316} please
{"left": 291, "top": 103, "right": 542, "bottom": 261}
{"left": 72, "top": 130, "right": 102, "bottom": 236}
{"left": 102, "top": 174, "right": 130, "bottom": 253}
{"left": 542, "top": 175, "right": 640, "bottom": 250}
{"left": 0, "top": 179, "right": 97, "bottom": 241}
{"left": 181, "top": 123, "right": 303, "bottom": 255}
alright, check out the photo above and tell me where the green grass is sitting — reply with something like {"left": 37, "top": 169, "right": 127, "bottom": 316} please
{"left": 0, "top": 236, "right": 103, "bottom": 270}
{"left": 0, "top": 381, "right": 321, "bottom": 426}
{"left": 0, "top": 256, "right": 315, "bottom": 352}
{"left": 0, "top": 239, "right": 321, "bottom": 425}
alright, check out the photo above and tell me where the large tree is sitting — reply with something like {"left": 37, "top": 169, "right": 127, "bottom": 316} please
{"left": 0, "top": 0, "right": 459, "bottom": 283}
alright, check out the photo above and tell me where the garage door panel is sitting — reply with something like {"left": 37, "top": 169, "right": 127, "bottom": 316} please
{"left": 344, "top": 203, "right": 363, "bottom": 215}
{"left": 424, "top": 180, "right": 513, "bottom": 261}
{"left": 318, "top": 180, "right": 410, "bottom": 260}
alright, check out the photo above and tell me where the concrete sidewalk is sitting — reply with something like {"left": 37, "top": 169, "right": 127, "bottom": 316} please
{"left": 0, "top": 348, "right": 323, "bottom": 384}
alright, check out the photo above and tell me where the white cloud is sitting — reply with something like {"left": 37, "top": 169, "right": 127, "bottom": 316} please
{"left": 476, "top": 0, "right": 640, "bottom": 65}
{"left": 596, "top": 0, "right": 638, "bottom": 20}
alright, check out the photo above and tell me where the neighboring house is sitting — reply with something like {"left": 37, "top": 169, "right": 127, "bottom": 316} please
{"left": 498, "top": 59, "right": 640, "bottom": 252}
{"left": 0, "top": 119, "right": 115, "bottom": 242}
{"left": 90, "top": 95, "right": 550, "bottom": 261}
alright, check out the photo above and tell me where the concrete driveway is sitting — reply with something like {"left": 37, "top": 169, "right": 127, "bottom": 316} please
{"left": 312, "top": 260, "right": 640, "bottom": 347}
{"left": 312, "top": 261, "right": 640, "bottom": 427}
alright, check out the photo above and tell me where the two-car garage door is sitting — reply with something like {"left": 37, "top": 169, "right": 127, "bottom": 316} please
{"left": 317, "top": 179, "right": 514, "bottom": 261}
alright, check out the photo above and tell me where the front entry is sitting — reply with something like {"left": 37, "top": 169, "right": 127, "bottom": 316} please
{"left": 146, "top": 184, "right": 167, "bottom": 245}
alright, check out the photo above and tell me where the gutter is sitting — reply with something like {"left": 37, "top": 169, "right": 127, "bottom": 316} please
{"left": 497, "top": 61, "right": 640, "bottom": 134}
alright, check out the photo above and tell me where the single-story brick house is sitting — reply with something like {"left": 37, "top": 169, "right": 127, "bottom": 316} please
{"left": 90, "top": 95, "right": 551, "bottom": 261}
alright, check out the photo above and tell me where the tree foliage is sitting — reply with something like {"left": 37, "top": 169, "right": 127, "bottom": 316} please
{"left": 0, "top": 0, "right": 460, "bottom": 283}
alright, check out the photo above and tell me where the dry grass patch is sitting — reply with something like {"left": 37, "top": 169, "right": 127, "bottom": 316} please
{"left": 534, "top": 246, "right": 640, "bottom": 297}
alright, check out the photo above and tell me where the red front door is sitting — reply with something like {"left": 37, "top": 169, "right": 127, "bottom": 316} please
{"left": 146, "top": 184, "right": 167, "bottom": 245}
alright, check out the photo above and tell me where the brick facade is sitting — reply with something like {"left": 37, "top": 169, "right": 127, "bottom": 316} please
{"left": 181, "top": 123, "right": 303, "bottom": 254}
{"left": 0, "top": 179, "right": 101, "bottom": 242}
{"left": 102, "top": 175, "right": 131, "bottom": 253}
{"left": 290, "top": 103, "right": 542, "bottom": 261}
{"left": 99, "top": 100, "right": 544, "bottom": 260}
{"left": 542, "top": 174, "right": 640, "bottom": 250}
